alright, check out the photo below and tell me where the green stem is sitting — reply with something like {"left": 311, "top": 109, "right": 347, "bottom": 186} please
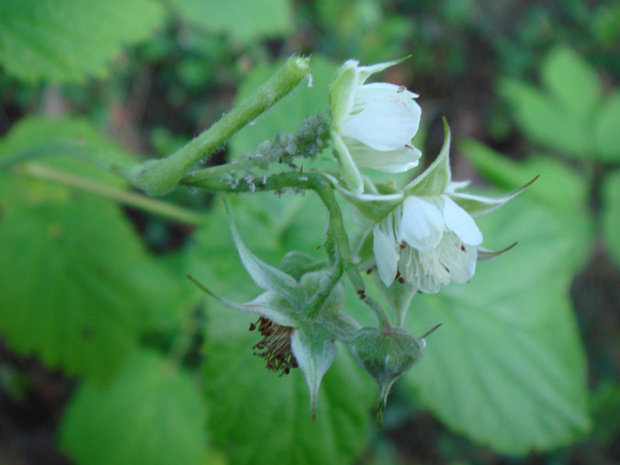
{"left": 132, "top": 55, "right": 311, "bottom": 196}
{"left": 16, "top": 163, "right": 205, "bottom": 226}
{"left": 361, "top": 295, "right": 391, "bottom": 328}
{"left": 306, "top": 259, "right": 344, "bottom": 319}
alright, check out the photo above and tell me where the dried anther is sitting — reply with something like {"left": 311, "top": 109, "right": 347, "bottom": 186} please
{"left": 250, "top": 317, "right": 298, "bottom": 375}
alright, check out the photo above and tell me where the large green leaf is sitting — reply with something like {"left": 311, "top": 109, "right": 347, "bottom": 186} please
{"left": 60, "top": 350, "right": 208, "bottom": 465}
{"left": 188, "top": 194, "right": 374, "bottom": 465}
{"left": 0, "top": 197, "right": 185, "bottom": 382}
{"left": 229, "top": 55, "right": 339, "bottom": 158}
{"left": 165, "top": 0, "right": 293, "bottom": 43}
{"left": 0, "top": 0, "right": 163, "bottom": 83}
{"left": 602, "top": 171, "right": 620, "bottom": 268}
{"left": 400, "top": 198, "right": 591, "bottom": 454}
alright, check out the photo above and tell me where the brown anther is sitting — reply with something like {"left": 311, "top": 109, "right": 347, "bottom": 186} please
{"left": 460, "top": 245, "right": 466, "bottom": 252}
{"left": 399, "top": 241, "right": 407, "bottom": 249}
{"left": 397, "top": 85, "right": 407, "bottom": 93}
{"left": 398, "top": 277, "right": 406, "bottom": 284}
{"left": 250, "top": 317, "right": 298, "bottom": 376}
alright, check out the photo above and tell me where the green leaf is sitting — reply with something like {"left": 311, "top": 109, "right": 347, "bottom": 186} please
{"left": 230, "top": 55, "right": 339, "bottom": 158}
{"left": 400, "top": 198, "right": 591, "bottom": 454}
{"left": 60, "top": 350, "right": 208, "bottom": 465}
{"left": 165, "top": 0, "right": 293, "bottom": 43}
{"left": 594, "top": 90, "right": 620, "bottom": 162}
{"left": 0, "top": 197, "right": 184, "bottom": 382}
{"left": 189, "top": 194, "right": 374, "bottom": 465}
{"left": 499, "top": 78, "right": 591, "bottom": 158}
{"left": 540, "top": 46, "right": 603, "bottom": 122}
{"left": 0, "top": 116, "right": 136, "bottom": 205}
{"left": 0, "top": 0, "right": 163, "bottom": 83}
{"left": 602, "top": 171, "right": 620, "bottom": 268}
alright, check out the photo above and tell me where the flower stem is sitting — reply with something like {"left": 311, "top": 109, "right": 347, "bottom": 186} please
{"left": 306, "top": 259, "right": 344, "bottom": 319}
{"left": 132, "top": 55, "right": 311, "bottom": 196}
{"left": 16, "top": 163, "right": 205, "bottom": 226}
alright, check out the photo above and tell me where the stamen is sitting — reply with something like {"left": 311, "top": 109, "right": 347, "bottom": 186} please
{"left": 250, "top": 317, "right": 298, "bottom": 375}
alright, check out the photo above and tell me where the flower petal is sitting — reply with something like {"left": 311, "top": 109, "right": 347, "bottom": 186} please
{"left": 400, "top": 196, "right": 444, "bottom": 251}
{"left": 442, "top": 196, "right": 483, "bottom": 246}
{"left": 340, "top": 99, "right": 421, "bottom": 151}
{"left": 373, "top": 224, "right": 399, "bottom": 286}
{"left": 348, "top": 143, "right": 422, "bottom": 173}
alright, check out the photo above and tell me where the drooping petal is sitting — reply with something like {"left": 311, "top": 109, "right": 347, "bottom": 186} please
{"left": 347, "top": 143, "right": 422, "bottom": 173}
{"left": 400, "top": 196, "right": 444, "bottom": 251}
{"left": 291, "top": 323, "right": 337, "bottom": 418}
{"left": 373, "top": 224, "right": 399, "bottom": 286}
{"left": 433, "top": 232, "right": 478, "bottom": 284}
{"left": 442, "top": 195, "right": 483, "bottom": 246}
{"left": 340, "top": 99, "right": 421, "bottom": 151}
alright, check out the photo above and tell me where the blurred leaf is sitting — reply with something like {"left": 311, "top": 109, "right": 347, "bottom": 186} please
{"left": 602, "top": 170, "right": 620, "bottom": 268}
{"left": 0, "top": 116, "right": 136, "bottom": 202}
{"left": 499, "top": 78, "right": 590, "bottom": 157}
{"left": 540, "top": 46, "right": 602, "bottom": 122}
{"left": 461, "top": 139, "right": 593, "bottom": 273}
{"left": 166, "top": 0, "right": 293, "bottom": 43}
{"left": 0, "top": 0, "right": 163, "bottom": 83}
{"left": 594, "top": 90, "right": 620, "bottom": 162}
{"left": 60, "top": 350, "right": 208, "bottom": 465}
{"left": 188, "top": 194, "right": 374, "bottom": 465}
{"left": 401, "top": 197, "right": 591, "bottom": 454}
{"left": 230, "top": 55, "right": 339, "bottom": 158}
{"left": 0, "top": 197, "right": 185, "bottom": 382}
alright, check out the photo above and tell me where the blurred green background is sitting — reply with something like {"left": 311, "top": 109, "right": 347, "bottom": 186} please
{"left": 1, "top": 0, "right": 619, "bottom": 464}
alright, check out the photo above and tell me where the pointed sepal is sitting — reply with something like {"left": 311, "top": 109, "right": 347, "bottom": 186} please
{"left": 374, "top": 274, "right": 417, "bottom": 328}
{"left": 291, "top": 323, "right": 337, "bottom": 418}
{"left": 225, "top": 202, "right": 306, "bottom": 306}
{"left": 477, "top": 242, "right": 518, "bottom": 262}
{"left": 405, "top": 119, "right": 452, "bottom": 197}
{"left": 449, "top": 175, "right": 539, "bottom": 218}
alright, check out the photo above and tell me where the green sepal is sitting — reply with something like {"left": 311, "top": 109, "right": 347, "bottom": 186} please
{"left": 374, "top": 274, "right": 417, "bottom": 328}
{"left": 291, "top": 322, "right": 338, "bottom": 418}
{"left": 331, "top": 131, "right": 364, "bottom": 194}
{"left": 477, "top": 242, "right": 518, "bottom": 262}
{"left": 226, "top": 202, "right": 306, "bottom": 306}
{"left": 300, "top": 271, "right": 345, "bottom": 317}
{"left": 279, "top": 251, "right": 326, "bottom": 281}
{"left": 348, "top": 326, "right": 425, "bottom": 426}
{"left": 405, "top": 120, "right": 452, "bottom": 197}
{"left": 329, "top": 60, "right": 359, "bottom": 130}
{"left": 449, "top": 175, "right": 538, "bottom": 217}
{"left": 356, "top": 56, "right": 410, "bottom": 84}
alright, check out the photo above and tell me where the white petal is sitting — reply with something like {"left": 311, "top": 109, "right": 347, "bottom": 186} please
{"left": 400, "top": 196, "right": 444, "bottom": 251}
{"left": 442, "top": 196, "right": 483, "bottom": 246}
{"left": 434, "top": 232, "right": 478, "bottom": 284}
{"left": 341, "top": 99, "right": 421, "bottom": 151}
{"left": 348, "top": 143, "right": 422, "bottom": 173}
{"left": 354, "top": 83, "right": 419, "bottom": 109}
{"left": 373, "top": 224, "right": 399, "bottom": 286}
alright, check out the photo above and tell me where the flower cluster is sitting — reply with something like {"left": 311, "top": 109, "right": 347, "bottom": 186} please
{"left": 191, "top": 58, "right": 534, "bottom": 423}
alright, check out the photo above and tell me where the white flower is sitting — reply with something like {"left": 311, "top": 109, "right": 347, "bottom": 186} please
{"left": 330, "top": 59, "right": 422, "bottom": 193}
{"left": 373, "top": 193, "right": 483, "bottom": 293}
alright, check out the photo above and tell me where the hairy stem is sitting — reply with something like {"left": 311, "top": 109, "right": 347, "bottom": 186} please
{"left": 132, "top": 55, "right": 311, "bottom": 196}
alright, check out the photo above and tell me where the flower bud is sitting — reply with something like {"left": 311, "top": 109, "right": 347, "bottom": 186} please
{"left": 349, "top": 326, "right": 425, "bottom": 425}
